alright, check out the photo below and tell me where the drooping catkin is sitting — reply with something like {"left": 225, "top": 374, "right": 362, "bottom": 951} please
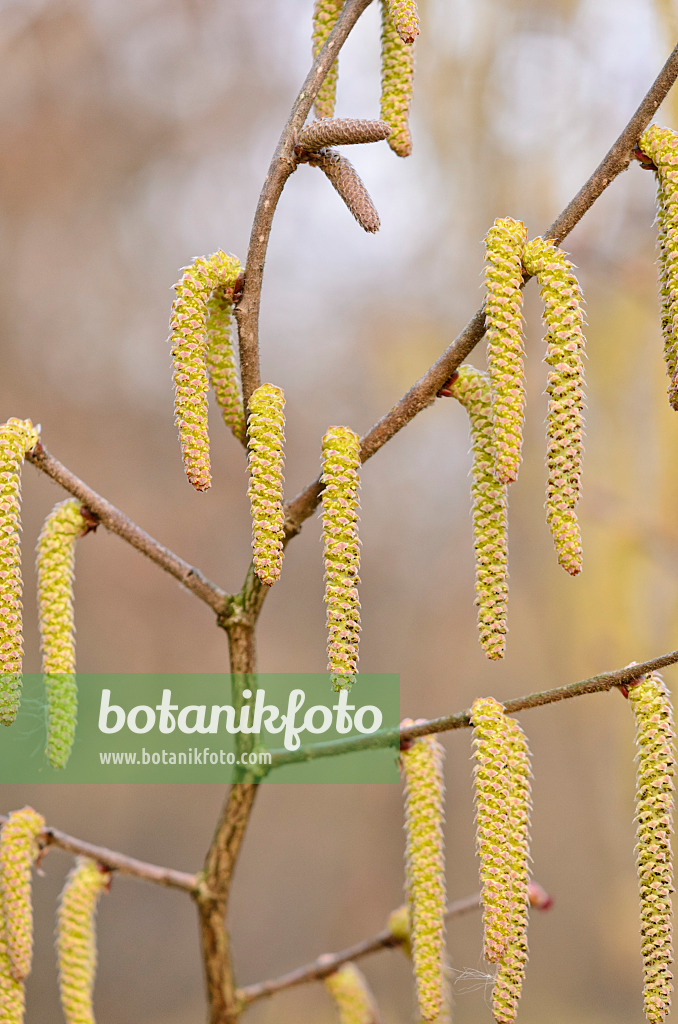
{"left": 312, "top": 0, "right": 343, "bottom": 119}
{"left": 0, "top": 806, "right": 45, "bottom": 983}
{"left": 324, "top": 962, "right": 381, "bottom": 1024}
{"left": 321, "top": 426, "right": 361, "bottom": 691}
{"left": 446, "top": 365, "right": 509, "bottom": 660}
{"left": 491, "top": 714, "right": 532, "bottom": 1024}
{"left": 471, "top": 697, "right": 513, "bottom": 965}
{"left": 522, "top": 237, "right": 586, "bottom": 576}
{"left": 37, "top": 498, "right": 88, "bottom": 770}
{"left": 385, "top": 0, "right": 419, "bottom": 44}
{"left": 627, "top": 673, "right": 675, "bottom": 1024}
{"left": 484, "top": 218, "right": 528, "bottom": 485}
{"left": 170, "top": 250, "right": 242, "bottom": 490}
{"left": 301, "top": 148, "right": 381, "bottom": 233}
{"left": 57, "top": 858, "right": 110, "bottom": 1024}
{"left": 402, "top": 732, "right": 447, "bottom": 1022}
{"left": 380, "top": 0, "right": 414, "bottom": 157}
{"left": 298, "top": 118, "right": 392, "bottom": 151}
{"left": 0, "top": 918, "right": 25, "bottom": 1024}
{"left": 205, "top": 288, "right": 246, "bottom": 444}
{"left": 247, "top": 384, "right": 286, "bottom": 586}
{"left": 0, "top": 419, "right": 39, "bottom": 725}
{"left": 638, "top": 125, "right": 678, "bottom": 409}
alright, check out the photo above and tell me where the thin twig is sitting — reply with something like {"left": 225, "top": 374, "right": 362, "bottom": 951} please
{"left": 238, "top": 892, "right": 482, "bottom": 1004}
{"left": 234, "top": 0, "right": 375, "bottom": 410}
{"left": 26, "top": 441, "right": 230, "bottom": 616}
{"left": 283, "top": 41, "right": 678, "bottom": 536}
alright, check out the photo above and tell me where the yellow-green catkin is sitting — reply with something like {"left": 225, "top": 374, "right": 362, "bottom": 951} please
{"left": 385, "top": 0, "right": 419, "bottom": 43}
{"left": 638, "top": 125, "right": 678, "bottom": 409}
{"left": 485, "top": 218, "right": 529, "bottom": 485}
{"left": 57, "top": 857, "right": 110, "bottom": 1024}
{"left": 312, "top": 0, "right": 343, "bottom": 119}
{"left": 491, "top": 714, "right": 532, "bottom": 1024}
{"left": 522, "top": 237, "right": 586, "bottom": 576}
{"left": 387, "top": 903, "right": 412, "bottom": 958}
{"left": 0, "top": 806, "right": 45, "bottom": 983}
{"left": 447, "top": 365, "right": 508, "bottom": 660}
{"left": 0, "top": 917, "right": 25, "bottom": 1024}
{"left": 628, "top": 673, "right": 675, "bottom": 1024}
{"left": 205, "top": 287, "right": 246, "bottom": 444}
{"left": 0, "top": 419, "right": 39, "bottom": 726}
{"left": 471, "top": 697, "right": 513, "bottom": 965}
{"left": 247, "top": 384, "right": 286, "bottom": 586}
{"left": 380, "top": 0, "right": 414, "bottom": 157}
{"left": 402, "top": 733, "right": 447, "bottom": 1022}
{"left": 170, "top": 251, "right": 242, "bottom": 491}
{"left": 321, "top": 426, "right": 361, "bottom": 691}
{"left": 37, "top": 498, "right": 88, "bottom": 770}
{"left": 324, "top": 963, "right": 381, "bottom": 1024}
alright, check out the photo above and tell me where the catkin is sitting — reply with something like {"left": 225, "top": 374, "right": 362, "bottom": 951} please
{"left": 385, "top": 0, "right": 419, "bottom": 43}
{"left": 0, "top": 918, "right": 25, "bottom": 1024}
{"left": 522, "top": 237, "right": 586, "bottom": 576}
{"left": 205, "top": 288, "right": 246, "bottom": 444}
{"left": 298, "top": 118, "right": 392, "bottom": 151}
{"left": 402, "top": 733, "right": 447, "bottom": 1022}
{"left": 0, "top": 807, "right": 45, "bottom": 983}
{"left": 57, "top": 858, "right": 110, "bottom": 1024}
{"left": 247, "top": 384, "right": 286, "bottom": 586}
{"left": 321, "top": 426, "right": 361, "bottom": 691}
{"left": 0, "top": 419, "right": 39, "bottom": 725}
{"left": 324, "top": 962, "right": 381, "bottom": 1024}
{"left": 638, "top": 125, "right": 678, "bottom": 409}
{"left": 312, "top": 0, "right": 343, "bottom": 119}
{"left": 37, "top": 498, "right": 88, "bottom": 769}
{"left": 628, "top": 674, "right": 675, "bottom": 1024}
{"left": 446, "top": 365, "right": 509, "bottom": 660}
{"left": 302, "top": 148, "right": 381, "bottom": 233}
{"left": 380, "top": 0, "right": 414, "bottom": 157}
{"left": 485, "top": 218, "right": 528, "bottom": 485}
{"left": 170, "top": 250, "right": 242, "bottom": 490}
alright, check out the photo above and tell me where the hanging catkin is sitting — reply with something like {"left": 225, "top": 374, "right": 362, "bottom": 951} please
{"left": 246, "top": 383, "right": 286, "bottom": 586}
{"left": 205, "top": 287, "right": 246, "bottom": 444}
{"left": 627, "top": 673, "right": 675, "bottom": 1024}
{"left": 445, "top": 365, "right": 509, "bottom": 659}
{"left": 380, "top": 0, "right": 414, "bottom": 157}
{"left": 37, "top": 498, "right": 89, "bottom": 769}
{"left": 312, "top": 0, "right": 343, "bottom": 119}
{"left": 401, "top": 732, "right": 447, "bottom": 1022}
{"left": 57, "top": 858, "right": 110, "bottom": 1024}
{"left": 522, "top": 236, "right": 586, "bottom": 576}
{"left": 0, "top": 419, "right": 39, "bottom": 725}
{"left": 0, "top": 807, "right": 45, "bottom": 983}
{"left": 384, "top": 0, "right": 419, "bottom": 44}
{"left": 324, "top": 962, "right": 382, "bottom": 1024}
{"left": 321, "top": 426, "right": 361, "bottom": 690}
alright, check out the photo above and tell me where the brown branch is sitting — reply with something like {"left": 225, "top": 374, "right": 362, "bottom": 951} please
{"left": 234, "top": 0, "right": 375, "bottom": 410}
{"left": 283, "top": 40, "right": 678, "bottom": 536}
{"left": 0, "top": 816, "right": 197, "bottom": 892}
{"left": 238, "top": 892, "right": 482, "bottom": 1005}
{"left": 26, "top": 441, "right": 230, "bottom": 616}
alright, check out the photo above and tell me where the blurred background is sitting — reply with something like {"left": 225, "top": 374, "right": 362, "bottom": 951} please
{"left": 2, "top": 0, "right": 678, "bottom": 1020}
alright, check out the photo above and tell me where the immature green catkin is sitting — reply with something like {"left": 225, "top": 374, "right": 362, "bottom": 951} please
{"left": 402, "top": 734, "right": 446, "bottom": 1022}
{"left": 446, "top": 365, "right": 508, "bottom": 660}
{"left": 321, "top": 426, "right": 361, "bottom": 691}
{"left": 522, "top": 237, "right": 586, "bottom": 576}
{"left": 205, "top": 288, "right": 246, "bottom": 444}
{"left": 471, "top": 697, "right": 513, "bottom": 965}
{"left": 628, "top": 673, "right": 675, "bottom": 1024}
{"left": 380, "top": 0, "right": 414, "bottom": 158}
{"left": 37, "top": 499, "right": 88, "bottom": 769}
{"left": 247, "top": 384, "right": 286, "bottom": 586}
{"left": 57, "top": 858, "right": 110, "bottom": 1024}
{"left": 491, "top": 714, "right": 532, "bottom": 1024}
{"left": 0, "top": 807, "right": 45, "bottom": 983}
{"left": 0, "top": 419, "right": 39, "bottom": 726}
{"left": 385, "top": 0, "right": 419, "bottom": 43}
{"left": 312, "top": 0, "right": 343, "bottom": 119}
{"left": 484, "top": 218, "right": 529, "bottom": 485}
{"left": 324, "top": 963, "right": 381, "bottom": 1024}
{"left": 170, "top": 251, "right": 242, "bottom": 490}
{"left": 638, "top": 125, "right": 678, "bottom": 409}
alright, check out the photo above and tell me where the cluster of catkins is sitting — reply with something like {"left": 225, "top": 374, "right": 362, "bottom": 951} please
{"left": 0, "top": 807, "right": 110, "bottom": 1024}
{"left": 442, "top": 219, "right": 587, "bottom": 659}
{"left": 0, "top": 420, "right": 95, "bottom": 769}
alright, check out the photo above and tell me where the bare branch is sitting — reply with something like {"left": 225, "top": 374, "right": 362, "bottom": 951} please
{"left": 26, "top": 441, "right": 230, "bottom": 616}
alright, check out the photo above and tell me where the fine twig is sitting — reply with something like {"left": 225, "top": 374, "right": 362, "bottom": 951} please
{"left": 238, "top": 892, "right": 483, "bottom": 1005}
{"left": 234, "top": 0, "right": 375, "bottom": 409}
{"left": 283, "top": 40, "right": 678, "bottom": 536}
{"left": 26, "top": 441, "right": 230, "bottom": 616}
{"left": 265, "top": 648, "right": 678, "bottom": 769}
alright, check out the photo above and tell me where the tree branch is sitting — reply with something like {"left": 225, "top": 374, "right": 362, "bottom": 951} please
{"left": 26, "top": 441, "right": 230, "bottom": 616}
{"left": 283, "top": 40, "right": 678, "bottom": 536}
